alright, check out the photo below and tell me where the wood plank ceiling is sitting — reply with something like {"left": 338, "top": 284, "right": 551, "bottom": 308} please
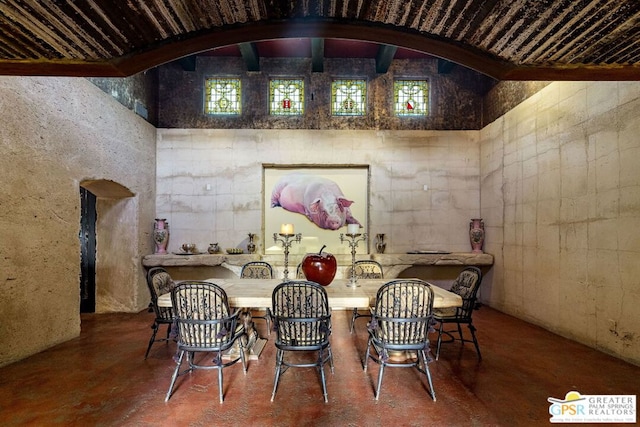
{"left": 0, "top": 0, "right": 639, "bottom": 80}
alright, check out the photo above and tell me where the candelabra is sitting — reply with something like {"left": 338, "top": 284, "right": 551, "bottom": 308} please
{"left": 340, "top": 232, "right": 368, "bottom": 287}
{"left": 273, "top": 232, "right": 302, "bottom": 281}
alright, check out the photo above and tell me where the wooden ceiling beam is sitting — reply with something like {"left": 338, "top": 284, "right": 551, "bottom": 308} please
{"left": 311, "top": 38, "right": 324, "bottom": 72}
{"left": 375, "top": 44, "right": 397, "bottom": 73}
{"left": 177, "top": 55, "right": 197, "bottom": 71}
{"left": 238, "top": 42, "right": 260, "bottom": 71}
{"left": 438, "top": 59, "right": 455, "bottom": 74}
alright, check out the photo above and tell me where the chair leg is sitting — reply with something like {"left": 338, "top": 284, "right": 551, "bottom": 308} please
{"left": 374, "top": 362, "right": 385, "bottom": 400}
{"left": 350, "top": 308, "right": 358, "bottom": 333}
{"left": 350, "top": 309, "right": 371, "bottom": 333}
{"left": 165, "top": 350, "right": 185, "bottom": 402}
{"left": 435, "top": 321, "right": 444, "bottom": 360}
{"left": 145, "top": 321, "right": 159, "bottom": 359}
{"left": 363, "top": 338, "right": 372, "bottom": 371}
{"left": 318, "top": 349, "right": 328, "bottom": 403}
{"left": 327, "top": 344, "right": 335, "bottom": 374}
{"left": 217, "top": 364, "right": 224, "bottom": 403}
{"left": 238, "top": 338, "right": 247, "bottom": 374}
{"left": 271, "top": 349, "right": 284, "bottom": 402}
{"left": 468, "top": 323, "right": 482, "bottom": 360}
{"left": 419, "top": 349, "right": 436, "bottom": 401}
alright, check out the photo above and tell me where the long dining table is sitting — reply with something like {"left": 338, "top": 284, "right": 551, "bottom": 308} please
{"left": 156, "top": 277, "right": 462, "bottom": 360}
{"left": 156, "top": 277, "right": 463, "bottom": 310}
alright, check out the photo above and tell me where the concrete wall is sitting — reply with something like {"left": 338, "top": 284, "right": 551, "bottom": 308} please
{"left": 155, "top": 129, "right": 481, "bottom": 255}
{"left": 0, "top": 77, "right": 157, "bottom": 367}
{"left": 480, "top": 81, "right": 640, "bottom": 365}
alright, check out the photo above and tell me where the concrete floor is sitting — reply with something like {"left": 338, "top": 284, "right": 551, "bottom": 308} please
{"left": 1, "top": 307, "right": 639, "bottom": 426}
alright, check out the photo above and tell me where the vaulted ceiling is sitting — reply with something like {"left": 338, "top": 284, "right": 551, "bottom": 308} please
{"left": 1, "top": 0, "right": 639, "bottom": 80}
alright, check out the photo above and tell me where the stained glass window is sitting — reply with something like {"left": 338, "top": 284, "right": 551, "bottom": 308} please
{"left": 394, "top": 80, "right": 429, "bottom": 116}
{"left": 205, "top": 78, "right": 241, "bottom": 115}
{"left": 269, "top": 79, "right": 304, "bottom": 115}
{"left": 331, "top": 79, "right": 366, "bottom": 116}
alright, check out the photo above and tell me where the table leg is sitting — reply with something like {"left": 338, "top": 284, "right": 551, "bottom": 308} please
{"left": 222, "top": 309, "right": 267, "bottom": 361}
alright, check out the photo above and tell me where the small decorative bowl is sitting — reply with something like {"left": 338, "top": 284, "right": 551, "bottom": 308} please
{"left": 181, "top": 243, "right": 196, "bottom": 253}
{"left": 226, "top": 248, "right": 243, "bottom": 254}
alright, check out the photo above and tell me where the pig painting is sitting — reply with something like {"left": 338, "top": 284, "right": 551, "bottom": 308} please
{"left": 271, "top": 173, "right": 362, "bottom": 230}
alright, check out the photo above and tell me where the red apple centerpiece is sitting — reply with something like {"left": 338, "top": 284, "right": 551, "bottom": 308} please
{"left": 301, "top": 245, "right": 337, "bottom": 286}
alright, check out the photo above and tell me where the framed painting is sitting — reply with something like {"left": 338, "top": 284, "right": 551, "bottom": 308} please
{"left": 263, "top": 165, "right": 369, "bottom": 255}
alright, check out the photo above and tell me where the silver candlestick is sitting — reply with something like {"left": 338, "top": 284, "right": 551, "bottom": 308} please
{"left": 340, "top": 232, "right": 368, "bottom": 287}
{"left": 273, "top": 233, "right": 302, "bottom": 281}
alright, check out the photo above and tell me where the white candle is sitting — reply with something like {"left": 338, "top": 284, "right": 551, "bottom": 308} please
{"left": 347, "top": 224, "right": 360, "bottom": 235}
{"left": 280, "top": 223, "right": 294, "bottom": 234}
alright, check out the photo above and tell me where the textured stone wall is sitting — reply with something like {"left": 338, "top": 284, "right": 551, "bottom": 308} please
{"left": 482, "top": 80, "right": 551, "bottom": 126}
{"left": 158, "top": 56, "right": 494, "bottom": 130}
{"left": 0, "top": 77, "right": 157, "bottom": 367}
{"left": 480, "top": 81, "right": 640, "bottom": 366}
{"left": 88, "top": 69, "right": 159, "bottom": 126}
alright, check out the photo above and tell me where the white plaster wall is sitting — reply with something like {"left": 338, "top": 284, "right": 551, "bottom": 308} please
{"left": 0, "top": 77, "right": 156, "bottom": 367}
{"left": 480, "top": 81, "right": 640, "bottom": 366}
{"left": 96, "top": 196, "right": 143, "bottom": 312}
{"left": 155, "top": 129, "right": 481, "bottom": 256}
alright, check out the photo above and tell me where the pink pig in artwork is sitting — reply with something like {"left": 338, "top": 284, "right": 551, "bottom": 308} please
{"left": 271, "top": 173, "right": 362, "bottom": 230}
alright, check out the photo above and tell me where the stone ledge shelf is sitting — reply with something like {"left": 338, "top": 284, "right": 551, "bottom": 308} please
{"left": 142, "top": 252, "right": 493, "bottom": 279}
{"left": 371, "top": 253, "right": 494, "bottom": 278}
{"left": 142, "top": 254, "right": 257, "bottom": 268}
{"left": 371, "top": 252, "right": 493, "bottom": 266}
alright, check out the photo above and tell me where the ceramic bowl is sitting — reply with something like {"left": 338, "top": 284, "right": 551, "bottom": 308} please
{"left": 181, "top": 243, "right": 196, "bottom": 253}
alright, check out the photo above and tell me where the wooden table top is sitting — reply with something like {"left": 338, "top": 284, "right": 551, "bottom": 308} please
{"left": 157, "top": 278, "right": 462, "bottom": 309}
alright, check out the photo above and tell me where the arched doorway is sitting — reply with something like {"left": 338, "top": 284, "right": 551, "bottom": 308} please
{"left": 79, "top": 179, "right": 135, "bottom": 313}
{"left": 80, "top": 187, "right": 97, "bottom": 312}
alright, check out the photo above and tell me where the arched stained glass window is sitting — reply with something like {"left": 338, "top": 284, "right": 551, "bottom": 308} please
{"left": 204, "top": 78, "right": 241, "bottom": 115}
{"left": 394, "top": 80, "right": 429, "bottom": 116}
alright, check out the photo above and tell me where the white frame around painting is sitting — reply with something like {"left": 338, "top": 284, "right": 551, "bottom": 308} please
{"left": 263, "top": 165, "right": 369, "bottom": 256}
